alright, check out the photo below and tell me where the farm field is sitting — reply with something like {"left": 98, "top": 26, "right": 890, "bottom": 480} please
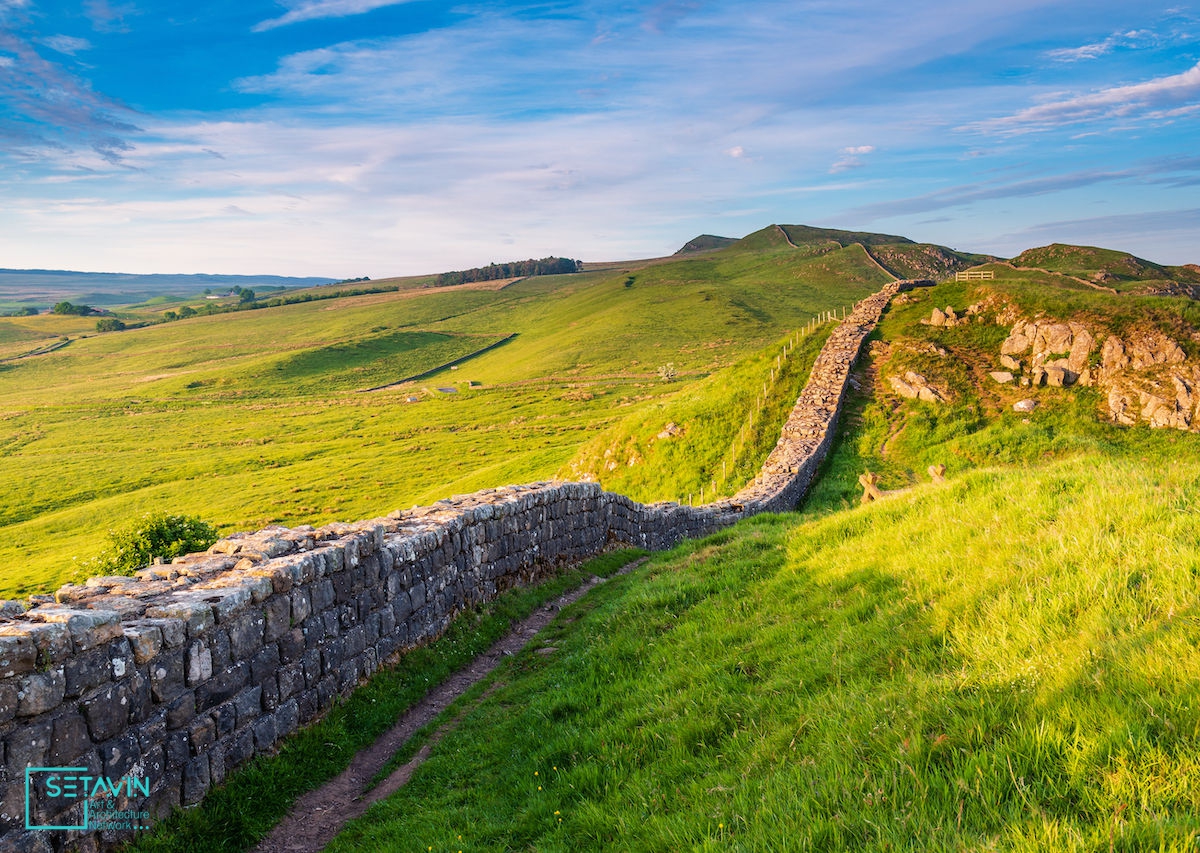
{"left": 0, "top": 229, "right": 890, "bottom": 596}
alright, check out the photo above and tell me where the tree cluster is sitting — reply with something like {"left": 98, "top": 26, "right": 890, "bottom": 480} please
{"left": 52, "top": 301, "right": 95, "bottom": 316}
{"left": 436, "top": 257, "right": 581, "bottom": 287}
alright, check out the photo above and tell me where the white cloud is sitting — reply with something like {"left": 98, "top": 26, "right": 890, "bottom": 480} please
{"left": 726, "top": 146, "right": 745, "bottom": 158}
{"left": 253, "top": 0, "right": 418, "bottom": 32}
{"left": 830, "top": 145, "right": 875, "bottom": 173}
{"left": 1046, "top": 29, "right": 1154, "bottom": 62}
{"left": 40, "top": 35, "right": 93, "bottom": 55}
{"left": 0, "top": 55, "right": 14, "bottom": 67}
{"left": 967, "top": 61, "right": 1200, "bottom": 134}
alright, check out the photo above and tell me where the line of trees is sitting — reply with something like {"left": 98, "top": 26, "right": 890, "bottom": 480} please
{"left": 436, "top": 257, "right": 581, "bottom": 287}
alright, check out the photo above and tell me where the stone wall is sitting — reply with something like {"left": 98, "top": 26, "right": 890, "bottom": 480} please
{"left": 0, "top": 279, "right": 924, "bottom": 852}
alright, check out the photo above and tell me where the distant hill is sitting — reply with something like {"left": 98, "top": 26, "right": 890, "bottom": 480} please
{"left": 733, "top": 224, "right": 917, "bottom": 251}
{"left": 0, "top": 268, "right": 337, "bottom": 309}
{"left": 675, "top": 235, "right": 738, "bottom": 254}
{"left": 868, "top": 243, "right": 998, "bottom": 281}
{"left": 727, "top": 224, "right": 989, "bottom": 281}
{"left": 1010, "top": 243, "right": 1200, "bottom": 293}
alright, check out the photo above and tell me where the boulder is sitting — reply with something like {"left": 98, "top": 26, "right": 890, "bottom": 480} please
{"left": 1034, "top": 323, "right": 1073, "bottom": 356}
{"left": 1001, "top": 323, "right": 1033, "bottom": 355}
{"left": 888, "top": 376, "right": 918, "bottom": 399}
{"left": 1000, "top": 354, "right": 1021, "bottom": 372}
{"left": 989, "top": 371, "right": 1015, "bottom": 384}
{"left": 1044, "top": 365, "right": 1070, "bottom": 387}
{"left": 1067, "top": 328, "right": 1095, "bottom": 374}
{"left": 1013, "top": 399, "right": 1038, "bottom": 413}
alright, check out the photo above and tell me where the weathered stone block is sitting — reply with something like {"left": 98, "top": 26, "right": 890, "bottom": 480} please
{"left": 150, "top": 649, "right": 186, "bottom": 703}
{"left": 48, "top": 711, "right": 92, "bottom": 765}
{"left": 81, "top": 683, "right": 129, "bottom": 742}
{"left": 123, "top": 623, "right": 163, "bottom": 664}
{"left": 262, "top": 596, "right": 291, "bottom": 642}
{"left": 186, "top": 640, "right": 213, "bottom": 686}
{"left": 310, "top": 580, "right": 335, "bottom": 613}
{"left": 211, "top": 701, "right": 236, "bottom": 737}
{"left": 252, "top": 713, "right": 276, "bottom": 750}
{"left": 100, "top": 730, "right": 141, "bottom": 778}
{"left": 15, "top": 668, "right": 64, "bottom": 717}
{"left": 0, "top": 634, "right": 37, "bottom": 679}
{"left": 5, "top": 719, "right": 52, "bottom": 769}
{"left": 188, "top": 715, "right": 215, "bottom": 755}
{"left": 146, "top": 599, "right": 215, "bottom": 638}
{"left": 182, "top": 756, "right": 210, "bottom": 806}
{"left": 165, "top": 690, "right": 195, "bottom": 730}
{"left": 227, "top": 611, "right": 265, "bottom": 659}
{"left": 277, "top": 627, "right": 305, "bottom": 664}
{"left": 194, "top": 662, "right": 248, "bottom": 712}
{"left": 250, "top": 645, "right": 280, "bottom": 688}
{"left": 0, "top": 680, "right": 18, "bottom": 725}
{"left": 290, "top": 589, "right": 311, "bottom": 625}
{"left": 276, "top": 698, "right": 299, "bottom": 739}
{"left": 233, "top": 686, "right": 262, "bottom": 728}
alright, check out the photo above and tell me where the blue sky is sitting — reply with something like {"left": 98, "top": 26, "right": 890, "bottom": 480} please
{"left": 1, "top": 0, "right": 1199, "bottom": 276}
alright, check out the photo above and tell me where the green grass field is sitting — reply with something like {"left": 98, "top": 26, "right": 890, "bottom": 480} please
{"left": 322, "top": 454, "right": 1200, "bottom": 852}
{"left": 311, "top": 262, "right": 1200, "bottom": 853}
{"left": 0, "top": 236, "right": 888, "bottom": 596}
{"left": 79, "top": 230, "right": 1200, "bottom": 852}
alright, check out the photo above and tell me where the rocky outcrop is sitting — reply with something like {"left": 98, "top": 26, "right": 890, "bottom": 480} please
{"left": 921, "top": 304, "right": 982, "bottom": 328}
{"left": 999, "top": 320, "right": 1095, "bottom": 387}
{"left": 996, "top": 315, "right": 1199, "bottom": 431}
{"left": 888, "top": 370, "right": 944, "bottom": 403}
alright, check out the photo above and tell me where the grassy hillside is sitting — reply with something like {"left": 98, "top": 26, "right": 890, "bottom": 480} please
{"left": 805, "top": 268, "right": 1200, "bottom": 512}
{"left": 325, "top": 453, "right": 1200, "bottom": 851}
{"left": 308, "top": 253, "right": 1200, "bottom": 851}
{"left": 0, "top": 237, "right": 888, "bottom": 597}
{"left": 93, "top": 230, "right": 1200, "bottom": 852}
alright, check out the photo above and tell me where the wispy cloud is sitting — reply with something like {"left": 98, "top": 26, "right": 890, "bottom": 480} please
{"left": 967, "top": 61, "right": 1200, "bottom": 134}
{"left": 84, "top": 0, "right": 137, "bottom": 33}
{"left": 1047, "top": 29, "right": 1154, "bottom": 61}
{"left": 253, "top": 0, "right": 418, "bottom": 32}
{"left": 830, "top": 144, "right": 874, "bottom": 173}
{"left": 0, "top": 30, "right": 139, "bottom": 162}
{"left": 847, "top": 154, "right": 1200, "bottom": 222}
{"left": 39, "top": 35, "right": 93, "bottom": 55}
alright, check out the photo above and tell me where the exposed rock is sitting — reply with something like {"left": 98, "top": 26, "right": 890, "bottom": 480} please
{"left": 1034, "top": 323, "right": 1073, "bottom": 356}
{"left": 989, "top": 371, "right": 1015, "bottom": 384}
{"left": 1000, "top": 354, "right": 1021, "bottom": 372}
{"left": 889, "top": 370, "right": 945, "bottom": 403}
{"left": 1067, "top": 329, "right": 1094, "bottom": 374}
{"left": 927, "top": 307, "right": 947, "bottom": 327}
{"left": 1013, "top": 399, "right": 1038, "bottom": 412}
{"left": 1044, "top": 365, "right": 1071, "bottom": 387}
{"left": 1001, "top": 324, "right": 1033, "bottom": 355}
{"left": 656, "top": 422, "right": 682, "bottom": 440}
{"left": 1128, "top": 329, "right": 1186, "bottom": 369}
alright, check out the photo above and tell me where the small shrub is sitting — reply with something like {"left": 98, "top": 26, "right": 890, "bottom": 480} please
{"left": 83, "top": 512, "right": 219, "bottom": 577}
{"left": 96, "top": 318, "right": 126, "bottom": 332}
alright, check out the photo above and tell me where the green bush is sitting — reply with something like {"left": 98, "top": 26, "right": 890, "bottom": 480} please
{"left": 96, "top": 318, "right": 126, "bottom": 332}
{"left": 84, "top": 512, "right": 219, "bottom": 577}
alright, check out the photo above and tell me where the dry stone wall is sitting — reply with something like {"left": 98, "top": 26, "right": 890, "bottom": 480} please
{"left": 0, "top": 278, "right": 924, "bottom": 852}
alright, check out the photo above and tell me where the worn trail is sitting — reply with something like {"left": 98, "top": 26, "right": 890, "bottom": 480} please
{"left": 253, "top": 559, "right": 645, "bottom": 853}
